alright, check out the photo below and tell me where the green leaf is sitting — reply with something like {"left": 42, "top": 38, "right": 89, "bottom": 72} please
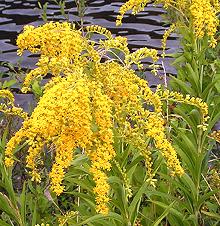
{"left": 201, "top": 210, "right": 220, "bottom": 220}
{"left": 109, "top": 176, "right": 127, "bottom": 216}
{"left": 153, "top": 201, "right": 176, "bottom": 226}
{"left": 0, "top": 192, "right": 20, "bottom": 224}
{"left": 0, "top": 127, "right": 9, "bottom": 152}
{"left": 2, "top": 80, "right": 16, "bottom": 89}
{"left": 185, "top": 63, "right": 200, "bottom": 93}
{"left": 146, "top": 190, "right": 176, "bottom": 201}
{"left": 198, "top": 190, "right": 219, "bottom": 208}
{"left": 64, "top": 178, "right": 93, "bottom": 193}
{"left": 20, "top": 182, "right": 26, "bottom": 225}
{"left": 149, "top": 200, "right": 184, "bottom": 219}
{"left": 126, "top": 155, "right": 143, "bottom": 172}
{"left": 174, "top": 107, "right": 197, "bottom": 135}
{"left": 31, "top": 201, "right": 37, "bottom": 226}
{"left": 169, "top": 75, "right": 194, "bottom": 95}
{"left": 159, "top": 173, "right": 194, "bottom": 213}
{"left": 179, "top": 174, "right": 197, "bottom": 202}
{"left": 75, "top": 213, "right": 124, "bottom": 226}
{"left": 202, "top": 75, "right": 220, "bottom": 100}
{"left": 32, "top": 80, "right": 43, "bottom": 97}
{"left": 128, "top": 180, "right": 148, "bottom": 222}
{"left": 171, "top": 54, "right": 185, "bottom": 65}
{"left": 65, "top": 191, "right": 96, "bottom": 210}
{"left": 0, "top": 219, "right": 11, "bottom": 226}
{"left": 71, "top": 154, "right": 89, "bottom": 166}
{"left": 121, "top": 144, "right": 132, "bottom": 168}
{"left": 1, "top": 166, "right": 17, "bottom": 206}
{"left": 174, "top": 144, "right": 194, "bottom": 174}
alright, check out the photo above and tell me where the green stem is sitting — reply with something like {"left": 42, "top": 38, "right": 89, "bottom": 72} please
{"left": 194, "top": 128, "right": 204, "bottom": 225}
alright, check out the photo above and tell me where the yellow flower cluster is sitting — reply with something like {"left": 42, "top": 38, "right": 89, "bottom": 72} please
{"left": 210, "top": 0, "right": 220, "bottom": 11}
{"left": 86, "top": 25, "right": 113, "bottom": 39}
{"left": 209, "top": 169, "right": 220, "bottom": 189}
{"left": 95, "top": 62, "right": 184, "bottom": 177}
{"left": 190, "top": 0, "right": 219, "bottom": 46}
{"left": 86, "top": 82, "right": 115, "bottom": 215}
{"left": 125, "top": 47, "right": 159, "bottom": 69}
{"left": 0, "top": 89, "right": 28, "bottom": 121}
{"left": 210, "top": 130, "right": 220, "bottom": 143}
{"left": 99, "top": 36, "right": 130, "bottom": 56}
{"left": 0, "top": 89, "right": 15, "bottom": 102}
{"left": 58, "top": 211, "right": 77, "bottom": 226}
{"left": 16, "top": 22, "right": 85, "bottom": 92}
{"left": 6, "top": 22, "right": 187, "bottom": 214}
{"left": 116, "top": 0, "right": 150, "bottom": 26}
{"left": 161, "top": 23, "right": 176, "bottom": 58}
{"left": 117, "top": 0, "right": 219, "bottom": 47}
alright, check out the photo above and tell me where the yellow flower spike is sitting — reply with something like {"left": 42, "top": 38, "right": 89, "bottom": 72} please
{"left": 95, "top": 62, "right": 183, "bottom": 176}
{"left": 210, "top": 130, "right": 220, "bottom": 143}
{"left": 90, "top": 166, "right": 110, "bottom": 215}
{"left": 161, "top": 23, "right": 176, "bottom": 58}
{"left": 116, "top": 0, "right": 151, "bottom": 26}
{"left": 58, "top": 210, "right": 78, "bottom": 226}
{"left": 0, "top": 89, "right": 15, "bottom": 102}
{"left": 210, "top": 0, "right": 220, "bottom": 11}
{"left": 31, "top": 169, "right": 41, "bottom": 183}
{"left": 86, "top": 25, "right": 113, "bottom": 39}
{"left": 0, "top": 104, "right": 28, "bottom": 120}
{"left": 189, "top": 0, "right": 219, "bottom": 45}
{"left": 124, "top": 47, "right": 158, "bottom": 69}
{"left": 99, "top": 36, "right": 130, "bottom": 56}
{"left": 5, "top": 129, "right": 26, "bottom": 167}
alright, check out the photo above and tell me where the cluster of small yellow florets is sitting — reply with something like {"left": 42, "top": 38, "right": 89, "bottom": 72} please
{"left": 4, "top": 22, "right": 209, "bottom": 215}
{"left": 58, "top": 211, "right": 77, "bottom": 226}
{"left": 210, "top": 130, "right": 220, "bottom": 143}
{"left": 161, "top": 23, "right": 176, "bottom": 58}
{"left": 117, "top": 0, "right": 219, "bottom": 47}
{"left": 0, "top": 90, "right": 27, "bottom": 141}
{"left": 16, "top": 22, "right": 85, "bottom": 92}
{"left": 190, "top": 0, "right": 219, "bottom": 47}
{"left": 116, "top": 0, "right": 150, "bottom": 26}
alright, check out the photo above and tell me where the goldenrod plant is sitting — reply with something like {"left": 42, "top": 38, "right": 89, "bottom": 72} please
{"left": 0, "top": 21, "right": 210, "bottom": 225}
{"left": 5, "top": 22, "right": 183, "bottom": 214}
{"left": 0, "top": 1, "right": 219, "bottom": 225}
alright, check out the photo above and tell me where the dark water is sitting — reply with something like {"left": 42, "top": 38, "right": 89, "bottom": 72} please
{"left": 0, "top": 0, "right": 179, "bottom": 108}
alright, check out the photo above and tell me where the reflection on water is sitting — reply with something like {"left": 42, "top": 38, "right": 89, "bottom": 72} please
{"left": 0, "top": 0, "right": 179, "bottom": 90}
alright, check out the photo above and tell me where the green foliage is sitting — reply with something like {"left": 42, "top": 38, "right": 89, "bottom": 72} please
{"left": 165, "top": 20, "right": 220, "bottom": 226}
